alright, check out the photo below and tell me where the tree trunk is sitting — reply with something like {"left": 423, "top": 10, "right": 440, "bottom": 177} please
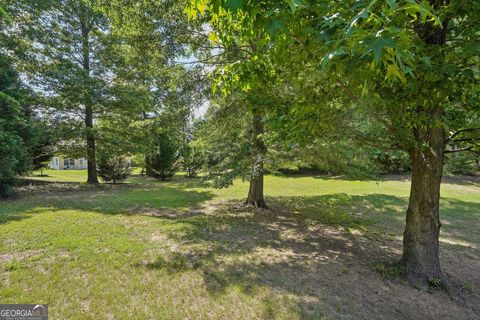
{"left": 401, "top": 108, "right": 445, "bottom": 285}
{"left": 81, "top": 15, "right": 98, "bottom": 184}
{"left": 145, "top": 155, "right": 153, "bottom": 177}
{"left": 400, "top": 0, "right": 450, "bottom": 286}
{"left": 85, "top": 104, "right": 98, "bottom": 184}
{"left": 245, "top": 110, "right": 266, "bottom": 208}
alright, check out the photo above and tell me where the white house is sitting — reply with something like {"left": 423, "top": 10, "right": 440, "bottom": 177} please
{"left": 49, "top": 156, "right": 88, "bottom": 170}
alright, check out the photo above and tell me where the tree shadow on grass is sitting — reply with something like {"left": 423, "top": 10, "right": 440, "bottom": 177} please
{"left": 133, "top": 194, "right": 404, "bottom": 317}
{"left": 75, "top": 187, "right": 214, "bottom": 215}
{"left": 440, "top": 198, "right": 480, "bottom": 246}
{"left": 12, "top": 178, "right": 131, "bottom": 199}
{"left": 134, "top": 193, "right": 480, "bottom": 319}
{"left": 2, "top": 182, "right": 479, "bottom": 318}
{"left": 441, "top": 175, "right": 480, "bottom": 187}
{"left": 0, "top": 199, "right": 55, "bottom": 225}
{"left": 273, "top": 172, "right": 480, "bottom": 188}
{"left": 0, "top": 182, "right": 216, "bottom": 225}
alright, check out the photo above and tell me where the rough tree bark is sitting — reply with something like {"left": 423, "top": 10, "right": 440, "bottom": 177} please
{"left": 245, "top": 110, "right": 266, "bottom": 208}
{"left": 401, "top": 0, "right": 449, "bottom": 284}
{"left": 81, "top": 15, "right": 99, "bottom": 184}
{"left": 401, "top": 107, "right": 445, "bottom": 284}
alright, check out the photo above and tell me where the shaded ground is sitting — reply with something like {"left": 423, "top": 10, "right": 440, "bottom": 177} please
{"left": 162, "top": 200, "right": 479, "bottom": 319}
{"left": 0, "top": 173, "right": 479, "bottom": 319}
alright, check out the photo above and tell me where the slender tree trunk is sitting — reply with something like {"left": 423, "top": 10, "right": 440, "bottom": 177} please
{"left": 81, "top": 16, "right": 98, "bottom": 184}
{"left": 401, "top": 107, "right": 446, "bottom": 284}
{"left": 85, "top": 104, "right": 98, "bottom": 183}
{"left": 145, "top": 155, "right": 153, "bottom": 177}
{"left": 246, "top": 110, "right": 266, "bottom": 208}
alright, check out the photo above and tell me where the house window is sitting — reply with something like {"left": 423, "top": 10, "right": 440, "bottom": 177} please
{"left": 55, "top": 158, "right": 59, "bottom": 166}
{"left": 64, "top": 159, "right": 74, "bottom": 167}
{"left": 79, "top": 159, "right": 84, "bottom": 166}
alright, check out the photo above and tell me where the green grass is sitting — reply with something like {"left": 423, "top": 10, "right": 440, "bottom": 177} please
{"left": 1, "top": 170, "right": 479, "bottom": 319}
{"left": 29, "top": 169, "right": 91, "bottom": 182}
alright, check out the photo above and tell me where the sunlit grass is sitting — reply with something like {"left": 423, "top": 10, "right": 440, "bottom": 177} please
{"left": 29, "top": 169, "right": 90, "bottom": 182}
{"left": 1, "top": 171, "right": 479, "bottom": 319}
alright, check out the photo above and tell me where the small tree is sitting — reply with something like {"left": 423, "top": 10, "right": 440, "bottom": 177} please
{"left": 182, "top": 142, "right": 205, "bottom": 178}
{"left": 146, "top": 134, "right": 180, "bottom": 181}
{"left": 96, "top": 156, "right": 132, "bottom": 184}
{"left": 31, "top": 132, "right": 54, "bottom": 176}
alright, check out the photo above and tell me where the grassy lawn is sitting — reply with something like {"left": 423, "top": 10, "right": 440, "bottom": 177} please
{"left": 28, "top": 169, "right": 91, "bottom": 182}
{"left": 1, "top": 170, "right": 479, "bottom": 319}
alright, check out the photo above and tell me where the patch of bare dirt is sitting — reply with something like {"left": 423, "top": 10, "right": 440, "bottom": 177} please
{"left": 127, "top": 202, "right": 217, "bottom": 219}
{"left": 0, "top": 249, "right": 44, "bottom": 264}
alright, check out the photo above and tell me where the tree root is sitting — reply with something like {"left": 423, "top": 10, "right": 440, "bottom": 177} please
{"left": 396, "top": 260, "right": 464, "bottom": 299}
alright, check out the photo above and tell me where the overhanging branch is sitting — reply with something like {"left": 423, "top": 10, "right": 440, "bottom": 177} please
{"left": 446, "top": 128, "right": 480, "bottom": 142}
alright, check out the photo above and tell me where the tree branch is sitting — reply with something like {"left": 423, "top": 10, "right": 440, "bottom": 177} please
{"left": 446, "top": 128, "right": 480, "bottom": 142}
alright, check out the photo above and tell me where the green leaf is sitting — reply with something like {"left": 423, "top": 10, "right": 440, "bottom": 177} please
{"left": 288, "top": 0, "right": 302, "bottom": 13}
{"left": 419, "top": 56, "right": 432, "bottom": 67}
{"left": 369, "top": 37, "right": 396, "bottom": 64}
{"left": 347, "top": 0, "right": 377, "bottom": 33}
{"left": 208, "top": 32, "right": 219, "bottom": 45}
{"left": 386, "top": 64, "right": 406, "bottom": 82}
{"left": 267, "top": 19, "right": 284, "bottom": 36}
{"left": 386, "top": 0, "right": 398, "bottom": 9}
{"left": 225, "top": 0, "right": 243, "bottom": 11}
{"left": 347, "top": 10, "right": 369, "bottom": 33}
